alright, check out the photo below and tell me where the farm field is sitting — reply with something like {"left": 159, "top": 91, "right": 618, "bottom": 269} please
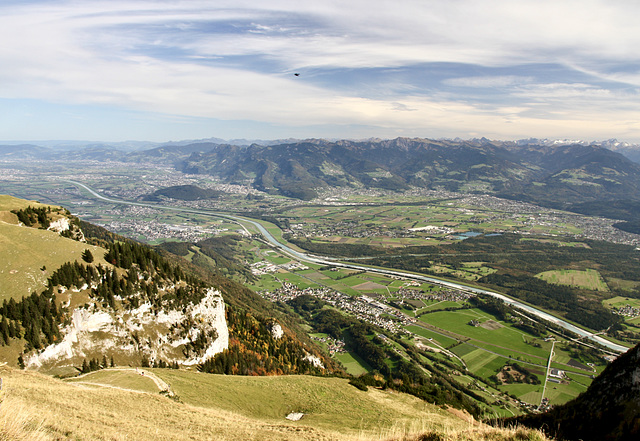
{"left": 536, "top": 269, "right": 609, "bottom": 292}
{"left": 420, "top": 309, "right": 530, "bottom": 347}
{"left": 334, "top": 352, "right": 370, "bottom": 375}
{"left": 405, "top": 325, "right": 458, "bottom": 348}
{"left": 603, "top": 296, "right": 640, "bottom": 310}
{"left": 416, "top": 300, "right": 464, "bottom": 313}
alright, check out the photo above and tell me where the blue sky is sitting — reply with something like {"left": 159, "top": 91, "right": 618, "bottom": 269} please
{"left": 1, "top": 0, "right": 640, "bottom": 142}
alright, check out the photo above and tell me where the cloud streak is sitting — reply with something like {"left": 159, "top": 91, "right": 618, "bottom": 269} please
{"left": 1, "top": 0, "right": 639, "bottom": 141}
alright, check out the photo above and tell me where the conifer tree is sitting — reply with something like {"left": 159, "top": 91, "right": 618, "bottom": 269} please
{"left": 0, "top": 317, "right": 8, "bottom": 345}
{"left": 82, "top": 249, "right": 94, "bottom": 263}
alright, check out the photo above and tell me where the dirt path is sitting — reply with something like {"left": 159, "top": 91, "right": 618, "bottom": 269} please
{"left": 71, "top": 381, "right": 148, "bottom": 394}
{"left": 133, "top": 368, "right": 173, "bottom": 395}
{"left": 70, "top": 367, "right": 175, "bottom": 397}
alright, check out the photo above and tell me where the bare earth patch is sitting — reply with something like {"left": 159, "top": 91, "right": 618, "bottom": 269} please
{"left": 353, "top": 281, "right": 387, "bottom": 291}
{"left": 479, "top": 320, "right": 502, "bottom": 330}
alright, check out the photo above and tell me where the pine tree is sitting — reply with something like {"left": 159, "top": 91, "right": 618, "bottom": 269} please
{"left": 0, "top": 317, "right": 8, "bottom": 345}
{"left": 8, "top": 321, "right": 17, "bottom": 339}
{"left": 82, "top": 249, "right": 94, "bottom": 263}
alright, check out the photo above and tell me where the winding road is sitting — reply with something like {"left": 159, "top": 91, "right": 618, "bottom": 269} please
{"left": 66, "top": 180, "right": 630, "bottom": 353}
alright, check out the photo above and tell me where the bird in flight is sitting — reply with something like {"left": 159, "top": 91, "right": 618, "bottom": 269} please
{"left": 294, "top": 73, "right": 300, "bottom": 76}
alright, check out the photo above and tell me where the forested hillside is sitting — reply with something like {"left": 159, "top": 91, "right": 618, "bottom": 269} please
{"left": 0, "top": 197, "right": 336, "bottom": 378}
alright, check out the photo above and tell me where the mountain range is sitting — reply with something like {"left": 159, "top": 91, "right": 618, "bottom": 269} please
{"left": 4, "top": 137, "right": 640, "bottom": 222}
{"left": 175, "top": 138, "right": 640, "bottom": 218}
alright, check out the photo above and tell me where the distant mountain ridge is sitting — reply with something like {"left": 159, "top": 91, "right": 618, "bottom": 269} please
{"left": 173, "top": 138, "right": 640, "bottom": 210}
{"left": 3, "top": 135, "right": 640, "bottom": 158}
{"left": 4, "top": 137, "right": 640, "bottom": 218}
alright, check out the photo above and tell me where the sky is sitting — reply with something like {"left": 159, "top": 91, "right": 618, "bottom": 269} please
{"left": 1, "top": 0, "right": 640, "bottom": 143}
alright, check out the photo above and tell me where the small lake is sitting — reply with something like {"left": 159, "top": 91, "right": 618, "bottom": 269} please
{"left": 454, "top": 231, "right": 482, "bottom": 240}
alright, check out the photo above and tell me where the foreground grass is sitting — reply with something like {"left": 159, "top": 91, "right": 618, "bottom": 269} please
{"left": 0, "top": 396, "right": 50, "bottom": 441}
{"left": 153, "top": 369, "right": 464, "bottom": 434}
{"left": 2, "top": 366, "right": 357, "bottom": 441}
{"left": 394, "top": 426, "right": 548, "bottom": 441}
{"left": 0, "top": 366, "right": 550, "bottom": 441}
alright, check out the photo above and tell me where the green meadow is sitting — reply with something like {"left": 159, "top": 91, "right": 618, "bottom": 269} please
{"left": 536, "top": 269, "right": 609, "bottom": 292}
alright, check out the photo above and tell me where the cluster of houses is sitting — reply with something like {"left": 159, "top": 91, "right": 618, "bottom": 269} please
{"left": 310, "top": 335, "right": 346, "bottom": 354}
{"left": 258, "top": 283, "right": 414, "bottom": 333}
{"left": 101, "top": 214, "right": 228, "bottom": 242}
{"left": 612, "top": 303, "right": 640, "bottom": 318}
{"left": 249, "top": 260, "right": 308, "bottom": 276}
{"left": 395, "top": 286, "right": 475, "bottom": 304}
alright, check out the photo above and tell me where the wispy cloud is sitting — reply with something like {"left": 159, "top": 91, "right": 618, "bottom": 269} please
{"left": 443, "top": 76, "right": 534, "bottom": 88}
{"left": 0, "top": 0, "right": 639, "bottom": 141}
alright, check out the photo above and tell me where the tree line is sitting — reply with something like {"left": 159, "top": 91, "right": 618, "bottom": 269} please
{"left": 0, "top": 291, "right": 62, "bottom": 350}
{"left": 11, "top": 206, "right": 52, "bottom": 228}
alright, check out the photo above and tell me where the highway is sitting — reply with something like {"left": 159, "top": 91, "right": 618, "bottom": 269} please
{"left": 67, "top": 180, "right": 630, "bottom": 353}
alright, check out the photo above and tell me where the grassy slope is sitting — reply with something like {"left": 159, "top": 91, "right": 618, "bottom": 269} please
{"left": 154, "top": 369, "right": 463, "bottom": 434}
{"left": 0, "top": 366, "right": 548, "bottom": 441}
{"left": 0, "top": 194, "right": 55, "bottom": 212}
{"left": 67, "top": 369, "right": 161, "bottom": 394}
{"left": 70, "top": 367, "right": 467, "bottom": 434}
{"left": 0, "top": 220, "right": 108, "bottom": 302}
{"left": 1, "top": 365, "right": 348, "bottom": 441}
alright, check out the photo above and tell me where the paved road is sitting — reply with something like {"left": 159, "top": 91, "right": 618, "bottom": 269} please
{"left": 539, "top": 341, "right": 556, "bottom": 409}
{"left": 67, "top": 180, "right": 630, "bottom": 354}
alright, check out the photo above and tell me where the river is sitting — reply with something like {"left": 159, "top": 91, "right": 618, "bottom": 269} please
{"left": 66, "top": 180, "right": 630, "bottom": 353}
